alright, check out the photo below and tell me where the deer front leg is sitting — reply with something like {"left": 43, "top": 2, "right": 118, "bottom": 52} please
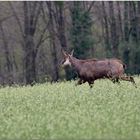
{"left": 75, "top": 79, "right": 83, "bottom": 86}
{"left": 111, "top": 77, "right": 120, "bottom": 84}
{"left": 88, "top": 80, "right": 94, "bottom": 88}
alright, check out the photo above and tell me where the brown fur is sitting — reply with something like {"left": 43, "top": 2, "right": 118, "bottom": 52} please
{"left": 61, "top": 51, "right": 136, "bottom": 88}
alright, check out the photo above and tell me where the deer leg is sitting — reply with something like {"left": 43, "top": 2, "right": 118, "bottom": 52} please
{"left": 111, "top": 78, "right": 116, "bottom": 83}
{"left": 88, "top": 81, "right": 94, "bottom": 88}
{"left": 109, "top": 75, "right": 120, "bottom": 84}
{"left": 75, "top": 79, "right": 83, "bottom": 86}
{"left": 109, "top": 76, "right": 117, "bottom": 84}
{"left": 120, "top": 75, "right": 137, "bottom": 88}
{"left": 112, "top": 77, "right": 120, "bottom": 84}
{"left": 129, "top": 76, "right": 137, "bottom": 88}
{"left": 115, "top": 78, "right": 120, "bottom": 84}
{"left": 107, "top": 72, "right": 115, "bottom": 83}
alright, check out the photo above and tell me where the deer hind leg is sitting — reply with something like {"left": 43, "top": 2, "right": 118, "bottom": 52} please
{"left": 88, "top": 80, "right": 94, "bottom": 88}
{"left": 107, "top": 72, "right": 119, "bottom": 84}
{"left": 120, "top": 75, "right": 137, "bottom": 88}
{"left": 76, "top": 79, "right": 86, "bottom": 86}
{"left": 110, "top": 77, "right": 117, "bottom": 84}
{"left": 115, "top": 78, "right": 120, "bottom": 84}
{"left": 109, "top": 75, "right": 120, "bottom": 84}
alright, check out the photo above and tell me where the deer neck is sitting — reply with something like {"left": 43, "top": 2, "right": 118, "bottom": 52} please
{"left": 70, "top": 57, "right": 81, "bottom": 72}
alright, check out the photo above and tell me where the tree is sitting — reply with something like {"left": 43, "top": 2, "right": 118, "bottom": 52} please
{"left": 123, "top": 1, "right": 130, "bottom": 71}
{"left": 124, "top": 2, "right": 129, "bottom": 42}
{"left": 70, "top": 1, "right": 93, "bottom": 59}
{"left": 54, "top": 2, "right": 67, "bottom": 50}
{"left": 9, "top": 1, "right": 48, "bottom": 85}
{"left": 53, "top": 2, "right": 70, "bottom": 80}
{"left": 137, "top": 1, "right": 140, "bottom": 40}
{"left": 102, "top": 1, "right": 110, "bottom": 56}
{"left": 117, "top": 1, "right": 124, "bottom": 41}
{"left": 46, "top": 1, "right": 59, "bottom": 81}
{"left": 0, "top": 23, "right": 13, "bottom": 85}
{"left": 0, "top": 16, "right": 14, "bottom": 85}
{"left": 109, "top": 1, "right": 119, "bottom": 57}
{"left": 129, "top": 2, "right": 138, "bottom": 42}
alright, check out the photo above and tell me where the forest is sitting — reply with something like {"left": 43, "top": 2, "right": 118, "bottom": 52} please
{"left": 0, "top": 1, "right": 140, "bottom": 85}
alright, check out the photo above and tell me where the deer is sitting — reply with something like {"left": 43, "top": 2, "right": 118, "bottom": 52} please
{"left": 61, "top": 50, "right": 137, "bottom": 88}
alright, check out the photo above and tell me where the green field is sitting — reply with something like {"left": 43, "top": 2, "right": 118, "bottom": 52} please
{"left": 0, "top": 77, "right": 140, "bottom": 140}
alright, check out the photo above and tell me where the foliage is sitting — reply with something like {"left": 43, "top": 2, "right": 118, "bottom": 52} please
{"left": 1, "top": 2, "right": 140, "bottom": 85}
{"left": 119, "top": 41, "right": 140, "bottom": 74}
{"left": 70, "top": 1, "right": 93, "bottom": 59}
{"left": 0, "top": 78, "right": 140, "bottom": 139}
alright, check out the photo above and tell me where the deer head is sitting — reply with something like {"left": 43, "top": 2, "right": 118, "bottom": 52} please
{"left": 61, "top": 49, "right": 74, "bottom": 67}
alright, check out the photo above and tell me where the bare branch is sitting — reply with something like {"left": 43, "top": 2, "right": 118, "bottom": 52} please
{"left": 87, "top": 1, "right": 95, "bottom": 12}
{"left": 0, "top": 15, "right": 13, "bottom": 23}
{"left": 8, "top": 2, "right": 24, "bottom": 39}
{"left": 0, "top": 23, "right": 12, "bottom": 73}
{"left": 33, "top": 2, "right": 42, "bottom": 31}
{"left": 85, "top": 1, "right": 95, "bottom": 14}
{"left": 35, "top": 23, "right": 49, "bottom": 56}
{"left": 41, "top": 3, "right": 48, "bottom": 24}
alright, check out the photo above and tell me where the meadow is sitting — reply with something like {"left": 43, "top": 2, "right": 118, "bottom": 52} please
{"left": 0, "top": 77, "right": 140, "bottom": 140}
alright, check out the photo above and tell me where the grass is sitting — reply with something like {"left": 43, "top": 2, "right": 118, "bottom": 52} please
{"left": 0, "top": 77, "right": 140, "bottom": 140}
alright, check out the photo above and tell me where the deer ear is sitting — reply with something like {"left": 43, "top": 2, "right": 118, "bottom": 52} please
{"left": 61, "top": 49, "right": 67, "bottom": 57}
{"left": 70, "top": 49, "right": 74, "bottom": 56}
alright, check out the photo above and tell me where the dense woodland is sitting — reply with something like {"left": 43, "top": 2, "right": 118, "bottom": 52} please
{"left": 0, "top": 1, "right": 140, "bottom": 85}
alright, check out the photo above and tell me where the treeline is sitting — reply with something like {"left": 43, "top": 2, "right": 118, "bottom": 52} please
{"left": 0, "top": 1, "right": 140, "bottom": 85}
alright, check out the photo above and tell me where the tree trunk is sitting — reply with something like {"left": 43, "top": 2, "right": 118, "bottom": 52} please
{"left": 24, "top": 36, "right": 36, "bottom": 85}
{"left": 117, "top": 2, "right": 124, "bottom": 40}
{"left": 129, "top": 2, "right": 138, "bottom": 42}
{"left": 124, "top": 2, "right": 129, "bottom": 42}
{"left": 109, "top": 1, "right": 119, "bottom": 57}
{"left": 123, "top": 2, "right": 130, "bottom": 72}
{"left": 47, "top": 2, "right": 59, "bottom": 81}
{"left": 137, "top": 1, "right": 140, "bottom": 40}
{"left": 24, "top": 1, "right": 36, "bottom": 85}
{"left": 55, "top": 2, "right": 67, "bottom": 50}
{"left": 0, "top": 23, "right": 13, "bottom": 85}
{"left": 54, "top": 2, "right": 73, "bottom": 80}
{"left": 0, "top": 24, "right": 12, "bottom": 73}
{"left": 102, "top": 1, "right": 110, "bottom": 56}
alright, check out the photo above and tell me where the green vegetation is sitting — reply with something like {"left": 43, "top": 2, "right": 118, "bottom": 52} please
{"left": 71, "top": 1, "right": 93, "bottom": 59}
{"left": 0, "top": 77, "right": 140, "bottom": 139}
